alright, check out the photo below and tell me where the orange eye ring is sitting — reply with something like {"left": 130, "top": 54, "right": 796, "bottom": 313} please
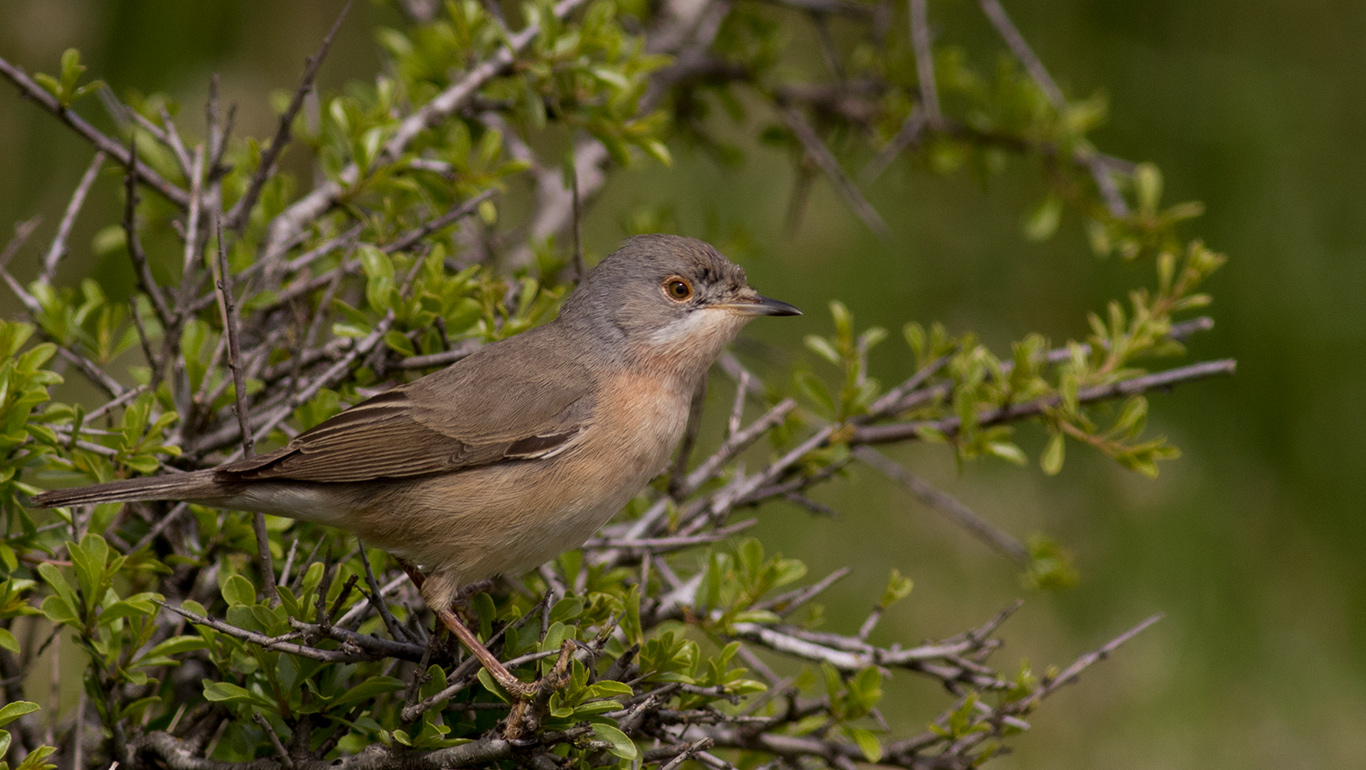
{"left": 663, "top": 277, "right": 694, "bottom": 302}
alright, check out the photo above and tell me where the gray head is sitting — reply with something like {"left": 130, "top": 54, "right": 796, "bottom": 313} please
{"left": 558, "top": 235, "right": 799, "bottom": 378}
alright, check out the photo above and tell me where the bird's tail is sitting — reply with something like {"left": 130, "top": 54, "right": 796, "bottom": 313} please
{"left": 29, "top": 470, "right": 225, "bottom": 508}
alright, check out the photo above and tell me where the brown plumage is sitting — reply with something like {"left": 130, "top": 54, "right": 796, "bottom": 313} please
{"left": 29, "top": 234, "right": 800, "bottom": 694}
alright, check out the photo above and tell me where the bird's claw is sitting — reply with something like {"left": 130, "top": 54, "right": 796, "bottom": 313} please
{"left": 501, "top": 640, "right": 576, "bottom": 738}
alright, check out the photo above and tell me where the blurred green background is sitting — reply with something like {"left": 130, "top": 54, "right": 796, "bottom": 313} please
{"left": 2, "top": 1, "right": 1362, "bottom": 768}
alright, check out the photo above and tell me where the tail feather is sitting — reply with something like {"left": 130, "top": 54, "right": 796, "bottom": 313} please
{"left": 29, "top": 471, "right": 225, "bottom": 508}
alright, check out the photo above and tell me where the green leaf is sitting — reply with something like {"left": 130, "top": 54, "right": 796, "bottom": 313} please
{"left": 585, "top": 680, "right": 634, "bottom": 698}
{"left": 878, "top": 569, "right": 913, "bottom": 608}
{"left": 1134, "top": 162, "right": 1163, "bottom": 212}
{"left": 330, "top": 677, "right": 405, "bottom": 710}
{"left": 15, "top": 743, "right": 56, "bottom": 770}
{"left": 0, "top": 628, "right": 18, "bottom": 654}
{"left": 1023, "top": 195, "right": 1063, "bottom": 241}
{"left": 1040, "top": 433, "right": 1065, "bottom": 476}
{"left": 222, "top": 574, "right": 256, "bottom": 606}
{"left": 140, "top": 635, "right": 209, "bottom": 662}
{"left": 987, "top": 441, "right": 1027, "bottom": 466}
{"left": 804, "top": 335, "right": 840, "bottom": 366}
{"left": 591, "top": 722, "right": 638, "bottom": 759}
{"left": 0, "top": 701, "right": 39, "bottom": 727}
{"left": 41, "top": 595, "right": 80, "bottom": 629}
{"left": 846, "top": 726, "right": 883, "bottom": 763}
{"left": 203, "top": 681, "right": 270, "bottom": 707}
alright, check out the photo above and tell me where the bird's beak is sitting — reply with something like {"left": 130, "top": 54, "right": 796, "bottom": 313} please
{"left": 712, "top": 293, "right": 802, "bottom": 317}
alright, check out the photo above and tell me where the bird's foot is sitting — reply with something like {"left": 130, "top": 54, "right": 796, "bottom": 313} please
{"left": 503, "top": 640, "right": 576, "bottom": 739}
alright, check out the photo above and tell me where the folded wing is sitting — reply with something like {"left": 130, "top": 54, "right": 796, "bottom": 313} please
{"left": 220, "top": 330, "right": 597, "bottom": 483}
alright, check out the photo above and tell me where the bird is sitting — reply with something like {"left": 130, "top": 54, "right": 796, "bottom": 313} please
{"left": 29, "top": 234, "right": 800, "bottom": 697}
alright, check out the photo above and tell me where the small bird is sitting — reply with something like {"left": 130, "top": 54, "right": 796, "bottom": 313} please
{"left": 30, "top": 234, "right": 799, "bottom": 696}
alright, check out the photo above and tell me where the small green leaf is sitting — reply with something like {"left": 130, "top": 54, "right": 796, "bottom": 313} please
{"left": 987, "top": 441, "right": 1027, "bottom": 466}
{"left": 846, "top": 726, "right": 883, "bottom": 763}
{"left": 330, "top": 677, "right": 405, "bottom": 710}
{"left": 804, "top": 335, "right": 840, "bottom": 366}
{"left": 1041, "top": 433, "right": 1065, "bottom": 476}
{"left": 1023, "top": 195, "right": 1062, "bottom": 241}
{"left": 591, "top": 722, "right": 638, "bottom": 759}
{"left": 1134, "top": 163, "right": 1163, "bottom": 212}
{"left": 878, "top": 569, "right": 913, "bottom": 608}
{"left": 15, "top": 743, "right": 55, "bottom": 770}
{"left": 0, "top": 701, "right": 40, "bottom": 727}
{"left": 222, "top": 574, "right": 256, "bottom": 606}
{"left": 203, "top": 681, "right": 269, "bottom": 707}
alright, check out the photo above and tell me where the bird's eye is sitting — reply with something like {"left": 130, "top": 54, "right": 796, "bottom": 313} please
{"left": 663, "top": 277, "right": 694, "bottom": 302}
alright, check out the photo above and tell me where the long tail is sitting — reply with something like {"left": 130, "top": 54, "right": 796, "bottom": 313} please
{"left": 29, "top": 470, "right": 225, "bottom": 508}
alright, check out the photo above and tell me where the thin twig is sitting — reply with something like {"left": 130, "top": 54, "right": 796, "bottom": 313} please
{"left": 852, "top": 445, "right": 1028, "bottom": 563}
{"left": 909, "top": 0, "right": 942, "bottom": 127}
{"left": 778, "top": 104, "right": 892, "bottom": 243}
{"left": 853, "top": 358, "right": 1237, "bottom": 444}
{"left": 0, "top": 56, "right": 190, "bottom": 208}
{"left": 0, "top": 217, "right": 42, "bottom": 272}
{"left": 568, "top": 158, "right": 585, "bottom": 281}
{"left": 212, "top": 207, "right": 278, "bottom": 605}
{"left": 978, "top": 0, "right": 1063, "bottom": 107}
{"left": 122, "top": 140, "right": 174, "bottom": 328}
{"left": 261, "top": 0, "right": 590, "bottom": 261}
{"left": 226, "top": 2, "right": 351, "bottom": 234}
{"left": 40, "top": 150, "right": 104, "bottom": 284}
{"left": 382, "top": 188, "right": 500, "bottom": 255}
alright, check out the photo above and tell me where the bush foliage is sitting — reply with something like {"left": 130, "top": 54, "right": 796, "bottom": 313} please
{"left": 0, "top": 1, "right": 1230, "bottom": 769}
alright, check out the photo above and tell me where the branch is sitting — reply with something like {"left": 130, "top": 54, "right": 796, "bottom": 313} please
{"left": 211, "top": 207, "right": 279, "bottom": 605}
{"left": 852, "top": 358, "right": 1236, "bottom": 445}
{"left": 909, "top": 0, "right": 942, "bottom": 127}
{"left": 976, "top": 0, "right": 1128, "bottom": 215}
{"left": 159, "top": 603, "right": 386, "bottom": 664}
{"left": 977, "top": 0, "right": 1062, "bottom": 107}
{"left": 852, "top": 445, "right": 1028, "bottom": 563}
{"left": 260, "top": 0, "right": 590, "bottom": 261}
{"left": 224, "top": 3, "right": 351, "bottom": 234}
{"left": 381, "top": 187, "right": 499, "bottom": 255}
{"left": 778, "top": 104, "right": 892, "bottom": 243}
{"left": 122, "top": 141, "right": 175, "bottom": 330}
{"left": 39, "top": 150, "right": 104, "bottom": 284}
{"left": 0, "top": 56, "right": 190, "bottom": 208}
{"left": 0, "top": 216, "right": 41, "bottom": 272}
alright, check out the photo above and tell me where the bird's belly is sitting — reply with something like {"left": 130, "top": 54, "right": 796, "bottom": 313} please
{"left": 349, "top": 377, "right": 690, "bottom": 585}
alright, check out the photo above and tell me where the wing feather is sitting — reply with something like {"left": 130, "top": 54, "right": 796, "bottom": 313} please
{"left": 219, "top": 327, "right": 597, "bottom": 483}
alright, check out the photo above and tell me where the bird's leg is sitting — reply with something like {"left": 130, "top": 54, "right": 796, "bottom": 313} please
{"left": 434, "top": 607, "right": 539, "bottom": 698}
{"left": 397, "top": 560, "right": 553, "bottom": 701}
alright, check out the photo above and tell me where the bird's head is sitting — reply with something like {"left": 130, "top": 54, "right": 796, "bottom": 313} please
{"left": 559, "top": 235, "right": 800, "bottom": 380}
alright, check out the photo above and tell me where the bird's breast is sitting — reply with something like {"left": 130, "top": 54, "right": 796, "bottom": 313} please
{"left": 592, "top": 369, "right": 693, "bottom": 475}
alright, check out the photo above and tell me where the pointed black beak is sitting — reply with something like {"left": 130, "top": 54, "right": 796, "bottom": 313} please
{"left": 714, "top": 294, "right": 802, "bottom": 317}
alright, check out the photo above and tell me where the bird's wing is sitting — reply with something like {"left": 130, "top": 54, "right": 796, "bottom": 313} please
{"left": 219, "top": 331, "right": 597, "bottom": 483}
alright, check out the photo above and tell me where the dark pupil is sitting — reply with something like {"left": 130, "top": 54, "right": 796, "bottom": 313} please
{"left": 670, "top": 281, "right": 688, "bottom": 297}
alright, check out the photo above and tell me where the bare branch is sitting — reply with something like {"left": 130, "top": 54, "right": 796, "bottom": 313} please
{"left": 39, "top": 150, "right": 104, "bottom": 284}
{"left": 0, "top": 56, "right": 190, "bottom": 208}
{"left": 122, "top": 141, "right": 174, "bottom": 329}
{"left": 853, "top": 358, "right": 1237, "bottom": 445}
{"left": 382, "top": 187, "right": 500, "bottom": 255}
{"left": 0, "top": 216, "right": 42, "bottom": 273}
{"left": 853, "top": 446, "right": 1028, "bottom": 562}
{"left": 978, "top": 0, "right": 1063, "bottom": 107}
{"left": 778, "top": 104, "right": 893, "bottom": 243}
{"left": 909, "top": 0, "right": 943, "bottom": 127}
{"left": 211, "top": 205, "right": 278, "bottom": 604}
{"left": 261, "top": 0, "right": 590, "bottom": 261}
{"left": 225, "top": 3, "right": 351, "bottom": 234}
